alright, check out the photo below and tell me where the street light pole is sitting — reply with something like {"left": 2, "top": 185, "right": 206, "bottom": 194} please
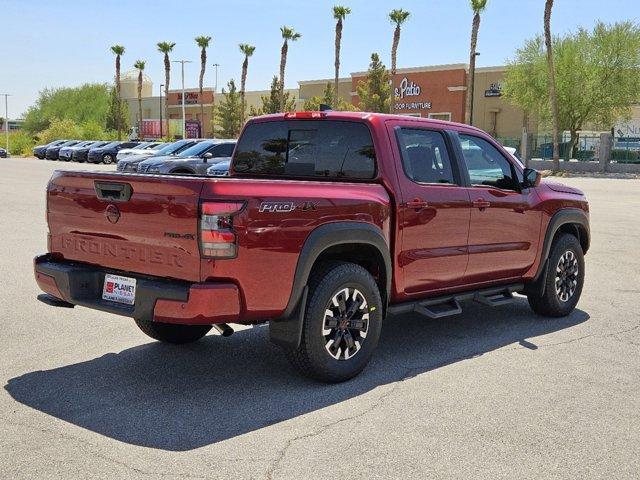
{"left": 469, "top": 52, "right": 480, "bottom": 126}
{"left": 159, "top": 84, "right": 164, "bottom": 139}
{"left": 0, "top": 94, "right": 9, "bottom": 154}
{"left": 211, "top": 63, "right": 220, "bottom": 139}
{"left": 172, "top": 60, "right": 192, "bottom": 139}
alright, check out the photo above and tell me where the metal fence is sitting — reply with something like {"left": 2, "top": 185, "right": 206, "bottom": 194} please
{"left": 494, "top": 133, "right": 640, "bottom": 164}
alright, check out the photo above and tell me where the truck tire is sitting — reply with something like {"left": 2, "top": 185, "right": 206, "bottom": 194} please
{"left": 134, "top": 318, "right": 212, "bottom": 344}
{"left": 286, "top": 262, "right": 383, "bottom": 383}
{"left": 527, "top": 233, "right": 584, "bottom": 317}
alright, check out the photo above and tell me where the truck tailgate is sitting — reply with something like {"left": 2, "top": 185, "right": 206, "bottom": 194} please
{"left": 47, "top": 171, "right": 203, "bottom": 282}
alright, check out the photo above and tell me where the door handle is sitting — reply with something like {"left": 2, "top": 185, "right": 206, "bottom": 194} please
{"left": 472, "top": 199, "right": 491, "bottom": 209}
{"left": 405, "top": 198, "right": 429, "bottom": 210}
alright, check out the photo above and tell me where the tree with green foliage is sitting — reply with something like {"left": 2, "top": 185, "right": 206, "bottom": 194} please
{"left": 279, "top": 26, "right": 301, "bottom": 111}
{"left": 106, "top": 86, "right": 130, "bottom": 133}
{"left": 215, "top": 79, "right": 243, "bottom": 138}
{"left": 503, "top": 21, "right": 640, "bottom": 159}
{"left": 389, "top": 9, "right": 410, "bottom": 113}
{"left": 333, "top": 6, "right": 351, "bottom": 108}
{"left": 23, "top": 83, "right": 112, "bottom": 135}
{"left": 157, "top": 41, "right": 176, "bottom": 132}
{"left": 544, "top": 0, "right": 560, "bottom": 168}
{"left": 195, "top": 35, "right": 212, "bottom": 132}
{"left": 465, "top": 0, "right": 488, "bottom": 125}
{"left": 134, "top": 60, "right": 146, "bottom": 135}
{"left": 110, "top": 45, "right": 125, "bottom": 140}
{"left": 239, "top": 43, "right": 256, "bottom": 124}
{"left": 250, "top": 76, "right": 296, "bottom": 116}
{"left": 357, "top": 53, "right": 392, "bottom": 113}
{"left": 303, "top": 82, "right": 355, "bottom": 111}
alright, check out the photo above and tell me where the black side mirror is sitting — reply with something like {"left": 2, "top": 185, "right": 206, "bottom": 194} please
{"left": 523, "top": 168, "right": 542, "bottom": 188}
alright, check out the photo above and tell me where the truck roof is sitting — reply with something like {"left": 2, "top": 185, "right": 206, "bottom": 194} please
{"left": 250, "top": 111, "right": 487, "bottom": 134}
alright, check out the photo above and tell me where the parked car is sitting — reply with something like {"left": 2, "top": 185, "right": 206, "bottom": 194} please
{"left": 34, "top": 111, "right": 590, "bottom": 382}
{"left": 137, "top": 140, "right": 236, "bottom": 174}
{"left": 206, "top": 158, "right": 231, "bottom": 176}
{"left": 33, "top": 140, "right": 67, "bottom": 159}
{"left": 71, "top": 141, "right": 111, "bottom": 163}
{"left": 58, "top": 141, "right": 98, "bottom": 161}
{"left": 0, "top": 147, "right": 7, "bottom": 158}
{"left": 116, "top": 142, "right": 162, "bottom": 161}
{"left": 116, "top": 140, "right": 198, "bottom": 172}
{"left": 45, "top": 140, "right": 81, "bottom": 160}
{"left": 87, "top": 141, "right": 140, "bottom": 164}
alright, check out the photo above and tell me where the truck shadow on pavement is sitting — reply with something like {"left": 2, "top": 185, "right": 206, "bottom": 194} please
{"left": 5, "top": 298, "right": 588, "bottom": 451}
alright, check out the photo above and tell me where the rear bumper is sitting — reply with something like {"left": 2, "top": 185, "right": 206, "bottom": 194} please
{"left": 34, "top": 254, "right": 240, "bottom": 325}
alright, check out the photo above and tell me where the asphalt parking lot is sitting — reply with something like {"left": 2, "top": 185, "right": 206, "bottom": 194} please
{"left": 1, "top": 157, "right": 639, "bottom": 479}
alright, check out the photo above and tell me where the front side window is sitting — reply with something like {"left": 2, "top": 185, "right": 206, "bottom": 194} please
{"left": 396, "top": 128, "right": 456, "bottom": 184}
{"left": 458, "top": 134, "right": 518, "bottom": 191}
{"left": 233, "top": 120, "right": 376, "bottom": 180}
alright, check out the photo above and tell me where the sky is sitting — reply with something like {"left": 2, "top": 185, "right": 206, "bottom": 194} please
{"left": 1, "top": 0, "right": 638, "bottom": 117}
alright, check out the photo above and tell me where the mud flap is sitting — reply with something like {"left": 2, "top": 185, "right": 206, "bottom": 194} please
{"left": 525, "top": 259, "right": 549, "bottom": 297}
{"left": 269, "top": 286, "right": 308, "bottom": 350}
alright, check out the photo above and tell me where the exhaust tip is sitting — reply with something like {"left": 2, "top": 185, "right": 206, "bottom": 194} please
{"left": 213, "top": 323, "right": 234, "bottom": 337}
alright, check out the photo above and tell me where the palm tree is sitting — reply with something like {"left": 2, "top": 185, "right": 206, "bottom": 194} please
{"left": 157, "top": 41, "right": 175, "bottom": 137}
{"left": 195, "top": 36, "right": 212, "bottom": 134}
{"left": 239, "top": 43, "right": 256, "bottom": 124}
{"left": 464, "top": 0, "right": 488, "bottom": 125}
{"left": 389, "top": 9, "right": 410, "bottom": 113}
{"left": 110, "top": 45, "right": 125, "bottom": 140}
{"left": 134, "top": 60, "right": 146, "bottom": 137}
{"left": 544, "top": 0, "right": 560, "bottom": 169}
{"left": 279, "top": 26, "right": 301, "bottom": 111}
{"left": 333, "top": 6, "right": 351, "bottom": 109}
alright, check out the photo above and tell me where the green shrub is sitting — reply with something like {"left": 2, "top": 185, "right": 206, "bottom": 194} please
{"left": 611, "top": 149, "right": 640, "bottom": 163}
{"left": 0, "top": 131, "right": 37, "bottom": 156}
{"left": 574, "top": 150, "right": 595, "bottom": 161}
{"left": 37, "top": 118, "right": 82, "bottom": 144}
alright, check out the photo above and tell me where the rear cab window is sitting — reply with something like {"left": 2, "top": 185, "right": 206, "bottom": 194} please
{"left": 232, "top": 120, "right": 377, "bottom": 180}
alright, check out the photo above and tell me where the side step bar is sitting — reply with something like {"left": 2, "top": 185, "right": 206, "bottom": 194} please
{"left": 388, "top": 284, "right": 523, "bottom": 319}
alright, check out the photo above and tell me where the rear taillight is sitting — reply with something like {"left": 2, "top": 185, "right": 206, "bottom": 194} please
{"left": 200, "top": 201, "right": 244, "bottom": 258}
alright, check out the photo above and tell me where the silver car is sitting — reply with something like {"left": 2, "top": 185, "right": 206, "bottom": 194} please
{"left": 206, "top": 158, "right": 231, "bottom": 176}
{"left": 115, "top": 142, "right": 162, "bottom": 161}
{"left": 137, "top": 140, "right": 236, "bottom": 174}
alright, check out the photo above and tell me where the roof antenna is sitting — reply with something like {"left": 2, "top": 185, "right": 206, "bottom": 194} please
{"left": 319, "top": 104, "right": 333, "bottom": 112}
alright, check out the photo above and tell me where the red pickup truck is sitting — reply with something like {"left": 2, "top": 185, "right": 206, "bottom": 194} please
{"left": 35, "top": 111, "right": 590, "bottom": 382}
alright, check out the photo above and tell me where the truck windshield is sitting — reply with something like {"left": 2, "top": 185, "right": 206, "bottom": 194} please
{"left": 233, "top": 120, "right": 377, "bottom": 180}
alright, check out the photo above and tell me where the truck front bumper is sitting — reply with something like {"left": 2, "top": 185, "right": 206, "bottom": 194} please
{"left": 34, "top": 254, "right": 240, "bottom": 325}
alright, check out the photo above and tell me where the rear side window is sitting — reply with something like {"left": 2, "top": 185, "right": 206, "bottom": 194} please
{"left": 233, "top": 120, "right": 377, "bottom": 179}
{"left": 214, "top": 143, "right": 235, "bottom": 157}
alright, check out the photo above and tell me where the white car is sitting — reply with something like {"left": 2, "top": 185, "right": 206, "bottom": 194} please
{"left": 116, "top": 142, "right": 163, "bottom": 161}
{"left": 504, "top": 146, "right": 525, "bottom": 168}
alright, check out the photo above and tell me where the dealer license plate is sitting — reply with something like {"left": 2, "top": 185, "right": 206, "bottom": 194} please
{"left": 102, "top": 274, "right": 137, "bottom": 305}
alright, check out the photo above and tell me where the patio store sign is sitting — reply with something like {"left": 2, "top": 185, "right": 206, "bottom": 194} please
{"left": 394, "top": 77, "right": 432, "bottom": 111}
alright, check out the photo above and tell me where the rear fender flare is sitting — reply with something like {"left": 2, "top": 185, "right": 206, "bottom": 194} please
{"left": 269, "top": 222, "right": 391, "bottom": 350}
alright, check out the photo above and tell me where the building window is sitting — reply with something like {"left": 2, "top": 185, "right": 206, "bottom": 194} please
{"left": 428, "top": 112, "right": 452, "bottom": 121}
